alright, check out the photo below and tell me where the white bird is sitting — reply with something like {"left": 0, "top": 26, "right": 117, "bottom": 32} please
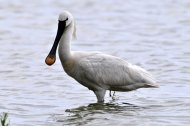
{"left": 45, "top": 11, "right": 158, "bottom": 103}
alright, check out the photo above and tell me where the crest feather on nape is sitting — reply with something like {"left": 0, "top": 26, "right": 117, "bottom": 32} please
{"left": 72, "top": 19, "right": 77, "bottom": 40}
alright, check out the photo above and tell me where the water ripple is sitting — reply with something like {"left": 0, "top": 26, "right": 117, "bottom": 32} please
{"left": 0, "top": 0, "right": 190, "bottom": 126}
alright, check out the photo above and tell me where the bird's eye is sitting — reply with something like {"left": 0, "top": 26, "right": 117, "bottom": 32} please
{"left": 65, "top": 18, "right": 68, "bottom": 21}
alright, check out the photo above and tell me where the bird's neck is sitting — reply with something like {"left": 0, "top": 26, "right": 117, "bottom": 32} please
{"left": 58, "top": 23, "right": 74, "bottom": 62}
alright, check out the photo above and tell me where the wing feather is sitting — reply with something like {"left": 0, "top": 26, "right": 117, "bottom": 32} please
{"left": 75, "top": 53, "right": 157, "bottom": 90}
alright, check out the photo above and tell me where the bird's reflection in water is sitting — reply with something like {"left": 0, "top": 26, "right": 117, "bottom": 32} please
{"left": 53, "top": 102, "right": 145, "bottom": 125}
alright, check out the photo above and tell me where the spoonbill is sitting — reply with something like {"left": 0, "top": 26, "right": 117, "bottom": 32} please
{"left": 45, "top": 11, "right": 158, "bottom": 103}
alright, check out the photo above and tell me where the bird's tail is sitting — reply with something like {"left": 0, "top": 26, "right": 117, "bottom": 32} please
{"left": 145, "top": 83, "right": 159, "bottom": 88}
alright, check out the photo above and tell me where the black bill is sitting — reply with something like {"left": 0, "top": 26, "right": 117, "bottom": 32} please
{"left": 45, "top": 20, "right": 67, "bottom": 66}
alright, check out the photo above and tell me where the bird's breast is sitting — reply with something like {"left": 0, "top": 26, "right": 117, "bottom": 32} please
{"left": 62, "top": 60, "right": 76, "bottom": 76}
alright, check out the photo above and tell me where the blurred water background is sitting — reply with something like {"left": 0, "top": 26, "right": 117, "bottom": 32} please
{"left": 0, "top": 0, "right": 190, "bottom": 125}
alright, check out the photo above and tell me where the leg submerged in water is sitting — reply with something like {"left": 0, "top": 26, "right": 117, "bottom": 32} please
{"left": 109, "top": 90, "right": 116, "bottom": 97}
{"left": 93, "top": 89, "right": 106, "bottom": 103}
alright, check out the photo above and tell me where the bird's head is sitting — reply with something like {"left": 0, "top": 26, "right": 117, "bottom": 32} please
{"left": 45, "top": 11, "right": 76, "bottom": 66}
{"left": 58, "top": 11, "right": 73, "bottom": 26}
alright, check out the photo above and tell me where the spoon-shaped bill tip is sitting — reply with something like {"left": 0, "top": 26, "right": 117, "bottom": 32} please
{"left": 45, "top": 55, "right": 56, "bottom": 66}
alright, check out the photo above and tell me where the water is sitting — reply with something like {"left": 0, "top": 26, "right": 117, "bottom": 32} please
{"left": 0, "top": 0, "right": 190, "bottom": 125}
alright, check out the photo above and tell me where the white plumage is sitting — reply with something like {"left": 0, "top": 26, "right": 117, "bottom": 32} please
{"left": 45, "top": 11, "right": 158, "bottom": 103}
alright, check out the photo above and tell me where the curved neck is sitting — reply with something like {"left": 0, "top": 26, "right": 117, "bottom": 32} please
{"left": 58, "top": 22, "right": 73, "bottom": 62}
